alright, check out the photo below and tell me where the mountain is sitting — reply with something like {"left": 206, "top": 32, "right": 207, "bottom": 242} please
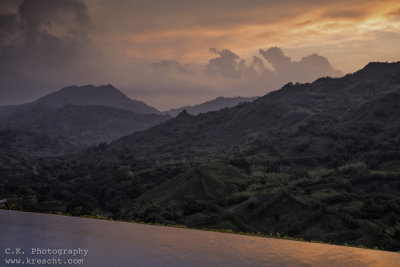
{"left": 34, "top": 84, "right": 161, "bottom": 114}
{"left": 42, "top": 62, "right": 398, "bottom": 250}
{"left": 101, "top": 62, "right": 400, "bottom": 159}
{"left": 164, "top": 96, "right": 258, "bottom": 116}
{"left": 0, "top": 85, "right": 170, "bottom": 146}
{"left": 2, "top": 62, "right": 400, "bottom": 251}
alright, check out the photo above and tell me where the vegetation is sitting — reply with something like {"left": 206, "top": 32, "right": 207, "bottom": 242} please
{"left": 1, "top": 62, "right": 400, "bottom": 251}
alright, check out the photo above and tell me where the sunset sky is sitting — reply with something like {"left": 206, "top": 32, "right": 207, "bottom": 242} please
{"left": 1, "top": 0, "right": 400, "bottom": 110}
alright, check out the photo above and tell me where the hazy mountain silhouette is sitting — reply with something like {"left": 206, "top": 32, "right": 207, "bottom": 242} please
{"left": 164, "top": 96, "right": 258, "bottom": 116}
{"left": 0, "top": 85, "right": 170, "bottom": 146}
{"left": 34, "top": 84, "right": 162, "bottom": 114}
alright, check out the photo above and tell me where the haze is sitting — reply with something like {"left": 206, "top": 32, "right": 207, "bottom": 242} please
{"left": 1, "top": 0, "right": 399, "bottom": 110}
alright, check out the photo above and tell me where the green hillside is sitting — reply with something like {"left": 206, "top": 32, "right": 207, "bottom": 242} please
{"left": 1, "top": 62, "right": 400, "bottom": 251}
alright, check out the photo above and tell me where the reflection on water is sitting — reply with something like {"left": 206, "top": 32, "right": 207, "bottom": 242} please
{"left": 0, "top": 210, "right": 399, "bottom": 266}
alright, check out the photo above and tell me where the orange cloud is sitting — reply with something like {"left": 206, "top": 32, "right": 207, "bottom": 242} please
{"left": 113, "top": 0, "right": 398, "bottom": 70}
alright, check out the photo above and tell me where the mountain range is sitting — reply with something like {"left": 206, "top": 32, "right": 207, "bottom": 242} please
{"left": 1, "top": 62, "right": 400, "bottom": 251}
{"left": 0, "top": 85, "right": 260, "bottom": 150}
{"left": 98, "top": 62, "right": 400, "bottom": 161}
{"left": 0, "top": 84, "right": 169, "bottom": 152}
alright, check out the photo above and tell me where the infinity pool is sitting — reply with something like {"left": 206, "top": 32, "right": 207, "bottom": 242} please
{"left": 0, "top": 210, "right": 399, "bottom": 266}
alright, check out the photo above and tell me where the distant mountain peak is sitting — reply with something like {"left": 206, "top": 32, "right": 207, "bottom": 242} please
{"left": 33, "top": 84, "right": 161, "bottom": 115}
{"left": 52, "top": 84, "right": 127, "bottom": 98}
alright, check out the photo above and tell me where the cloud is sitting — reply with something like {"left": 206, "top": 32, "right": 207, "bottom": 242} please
{"left": 203, "top": 46, "right": 342, "bottom": 94}
{"left": 322, "top": 9, "right": 367, "bottom": 19}
{"left": 205, "top": 48, "right": 241, "bottom": 78}
{"left": 386, "top": 8, "right": 400, "bottom": 17}
{"left": 1, "top": 0, "right": 399, "bottom": 110}
{"left": 205, "top": 48, "right": 278, "bottom": 80}
{"left": 259, "top": 47, "right": 291, "bottom": 74}
{"left": 151, "top": 60, "right": 194, "bottom": 74}
{"left": 259, "top": 47, "right": 342, "bottom": 82}
{"left": 0, "top": 0, "right": 92, "bottom": 104}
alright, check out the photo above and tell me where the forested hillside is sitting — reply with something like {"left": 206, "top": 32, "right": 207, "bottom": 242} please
{"left": 1, "top": 62, "right": 400, "bottom": 251}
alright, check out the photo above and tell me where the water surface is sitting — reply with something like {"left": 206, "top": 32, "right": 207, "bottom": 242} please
{"left": 0, "top": 210, "right": 399, "bottom": 266}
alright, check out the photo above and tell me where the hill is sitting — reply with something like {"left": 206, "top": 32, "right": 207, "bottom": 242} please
{"left": 164, "top": 96, "right": 258, "bottom": 116}
{"left": 0, "top": 85, "right": 170, "bottom": 146}
{"left": 100, "top": 62, "right": 400, "bottom": 160}
{"left": 2, "top": 62, "right": 400, "bottom": 251}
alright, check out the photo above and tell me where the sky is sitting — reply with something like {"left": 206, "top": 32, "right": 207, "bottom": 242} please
{"left": 1, "top": 0, "right": 400, "bottom": 110}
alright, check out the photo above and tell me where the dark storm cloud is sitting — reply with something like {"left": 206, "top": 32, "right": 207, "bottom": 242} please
{"left": 0, "top": 0, "right": 91, "bottom": 104}
{"left": 0, "top": 0, "right": 90, "bottom": 54}
{"left": 0, "top": 0, "right": 22, "bottom": 14}
{"left": 0, "top": 13, "right": 18, "bottom": 33}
